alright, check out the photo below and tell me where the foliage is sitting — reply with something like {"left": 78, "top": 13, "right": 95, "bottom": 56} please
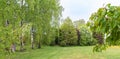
{"left": 59, "top": 17, "right": 77, "bottom": 46}
{"left": 79, "top": 26, "right": 97, "bottom": 46}
{"left": 87, "top": 4, "right": 120, "bottom": 51}
{"left": 73, "top": 19, "right": 85, "bottom": 28}
{"left": 74, "top": 20, "right": 97, "bottom": 46}
{"left": 0, "top": 0, "right": 63, "bottom": 55}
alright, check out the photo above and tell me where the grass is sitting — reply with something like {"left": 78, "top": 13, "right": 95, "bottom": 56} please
{"left": 2, "top": 46, "right": 120, "bottom": 59}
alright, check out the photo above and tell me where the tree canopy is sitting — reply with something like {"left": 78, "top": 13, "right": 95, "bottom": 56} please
{"left": 0, "top": 0, "right": 63, "bottom": 55}
{"left": 87, "top": 4, "right": 120, "bottom": 51}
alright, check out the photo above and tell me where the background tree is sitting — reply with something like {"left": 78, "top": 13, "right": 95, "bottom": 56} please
{"left": 59, "top": 17, "right": 77, "bottom": 46}
{"left": 74, "top": 19, "right": 85, "bottom": 45}
{"left": 74, "top": 19, "right": 96, "bottom": 46}
{"left": 79, "top": 26, "right": 96, "bottom": 46}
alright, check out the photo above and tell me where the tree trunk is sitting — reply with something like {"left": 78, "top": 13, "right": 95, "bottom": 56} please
{"left": 38, "top": 41, "right": 41, "bottom": 49}
{"left": 37, "top": 38, "right": 41, "bottom": 49}
{"left": 31, "top": 26, "right": 34, "bottom": 49}
{"left": 20, "top": 20, "right": 24, "bottom": 51}
{"left": 76, "top": 29, "right": 81, "bottom": 45}
{"left": 20, "top": 34, "right": 24, "bottom": 51}
{"left": 11, "top": 43, "right": 16, "bottom": 53}
{"left": 5, "top": 20, "right": 11, "bottom": 54}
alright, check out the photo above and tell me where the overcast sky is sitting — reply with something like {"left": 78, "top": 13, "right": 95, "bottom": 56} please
{"left": 60, "top": 0, "right": 120, "bottom": 21}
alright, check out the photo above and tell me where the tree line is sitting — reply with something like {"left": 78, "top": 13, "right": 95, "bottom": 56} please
{"left": 0, "top": 0, "right": 96, "bottom": 55}
{"left": 0, "top": 0, "right": 62, "bottom": 54}
{"left": 0, "top": 0, "right": 120, "bottom": 56}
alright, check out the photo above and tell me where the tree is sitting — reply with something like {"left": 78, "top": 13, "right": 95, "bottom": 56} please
{"left": 74, "top": 19, "right": 96, "bottom": 46}
{"left": 73, "top": 19, "right": 85, "bottom": 45}
{"left": 0, "top": 0, "right": 63, "bottom": 55}
{"left": 87, "top": 4, "right": 120, "bottom": 52}
{"left": 79, "top": 26, "right": 96, "bottom": 46}
{"left": 59, "top": 17, "right": 77, "bottom": 46}
{"left": 26, "top": 0, "right": 63, "bottom": 48}
{"left": 74, "top": 19, "right": 85, "bottom": 28}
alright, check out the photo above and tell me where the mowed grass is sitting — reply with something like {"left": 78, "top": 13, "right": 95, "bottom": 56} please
{"left": 6, "top": 46, "right": 120, "bottom": 59}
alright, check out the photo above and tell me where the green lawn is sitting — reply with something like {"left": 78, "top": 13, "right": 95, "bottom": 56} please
{"left": 3, "top": 46, "right": 120, "bottom": 59}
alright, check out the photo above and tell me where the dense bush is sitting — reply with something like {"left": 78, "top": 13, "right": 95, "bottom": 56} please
{"left": 79, "top": 26, "right": 97, "bottom": 46}
{"left": 73, "top": 19, "right": 97, "bottom": 46}
{"left": 55, "top": 17, "right": 96, "bottom": 46}
{"left": 59, "top": 17, "right": 77, "bottom": 46}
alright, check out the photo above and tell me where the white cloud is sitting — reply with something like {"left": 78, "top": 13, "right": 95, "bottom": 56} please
{"left": 60, "top": 0, "right": 120, "bottom": 22}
